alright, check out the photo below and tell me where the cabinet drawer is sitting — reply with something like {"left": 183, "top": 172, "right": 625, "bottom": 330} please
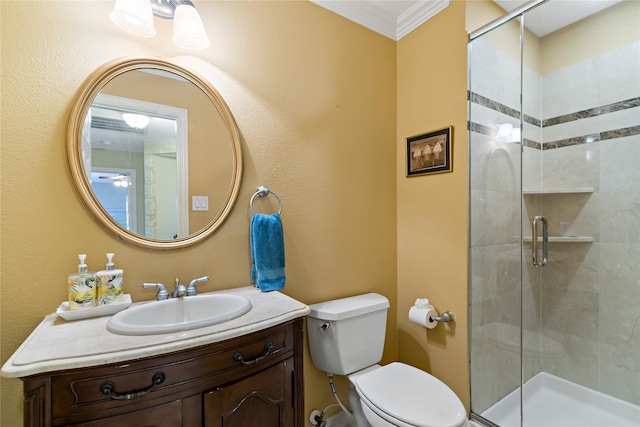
{"left": 50, "top": 322, "right": 295, "bottom": 425}
{"left": 68, "top": 399, "right": 183, "bottom": 427}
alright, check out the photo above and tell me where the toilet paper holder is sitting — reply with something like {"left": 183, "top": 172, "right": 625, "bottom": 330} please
{"left": 430, "top": 311, "right": 454, "bottom": 323}
{"left": 411, "top": 298, "right": 455, "bottom": 325}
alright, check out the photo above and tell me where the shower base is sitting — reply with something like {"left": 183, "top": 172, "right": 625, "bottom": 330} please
{"left": 480, "top": 372, "right": 640, "bottom": 427}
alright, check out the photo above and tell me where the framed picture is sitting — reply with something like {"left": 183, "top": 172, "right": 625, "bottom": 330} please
{"left": 406, "top": 126, "right": 452, "bottom": 177}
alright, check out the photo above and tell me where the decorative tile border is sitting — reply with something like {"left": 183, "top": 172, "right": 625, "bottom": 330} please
{"left": 545, "top": 125, "right": 640, "bottom": 149}
{"left": 467, "top": 121, "right": 539, "bottom": 149}
{"left": 468, "top": 92, "right": 640, "bottom": 150}
{"left": 543, "top": 97, "right": 640, "bottom": 127}
{"left": 468, "top": 91, "right": 539, "bottom": 127}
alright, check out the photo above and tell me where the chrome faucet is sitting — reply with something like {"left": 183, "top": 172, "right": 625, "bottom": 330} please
{"left": 186, "top": 276, "right": 209, "bottom": 296}
{"left": 142, "top": 276, "right": 208, "bottom": 300}
{"left": 141, "top": 282, "right": 169, "bottom": 300}
{"left": 171, "top": 278, "right": 187, "bottom": 299}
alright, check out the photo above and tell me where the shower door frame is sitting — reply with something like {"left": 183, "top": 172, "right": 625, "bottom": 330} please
{"left": 469, "top": 0, "right": 640, "bottom": 425}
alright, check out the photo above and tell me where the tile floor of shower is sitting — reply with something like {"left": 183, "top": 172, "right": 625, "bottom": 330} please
{"left": 477, "top": 372, "right": 640, "bottom": 427}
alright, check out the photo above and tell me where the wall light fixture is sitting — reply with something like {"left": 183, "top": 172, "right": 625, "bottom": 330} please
{"left": 495, "top": 122, "right": 521, "bottom": 143}
{"left": 110, "top": 0, "right": 210, "bottom": 50}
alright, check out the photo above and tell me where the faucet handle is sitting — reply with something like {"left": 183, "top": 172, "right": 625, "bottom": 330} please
{"left": 142, "top": 283, "right": 169, "bottom": 300}
{"left": 186, "top": 276, "right": 209, "bottom": 296}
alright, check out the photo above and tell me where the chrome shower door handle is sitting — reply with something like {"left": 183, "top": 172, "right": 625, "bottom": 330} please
{"left": 532, "top": 215, "right": 548, "bottom": 267}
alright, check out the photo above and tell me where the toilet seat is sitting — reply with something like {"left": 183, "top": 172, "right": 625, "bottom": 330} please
{"left": 354, "top": 362, "right": 467, "bottom": 427}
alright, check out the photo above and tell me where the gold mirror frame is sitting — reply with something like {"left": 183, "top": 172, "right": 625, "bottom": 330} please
{"left": 67, "top": 57, "right": 242, "bottom": 250}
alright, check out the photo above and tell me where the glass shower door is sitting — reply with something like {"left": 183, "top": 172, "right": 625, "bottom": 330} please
{"left": 468, "top": 15, "right": 525, "bottom": 425}
{"left": 469, "top": 1, "right": 640, "bottom": 425}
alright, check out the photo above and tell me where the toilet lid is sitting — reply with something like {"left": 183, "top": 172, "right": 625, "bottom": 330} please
{"left": 355, "top": 362, "right": 466, "bottom": 427}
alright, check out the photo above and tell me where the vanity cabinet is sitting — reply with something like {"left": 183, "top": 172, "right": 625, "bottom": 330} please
{"left": 21, "top": 318, "right": 304, "bottom": 427}
{"left": 203, "top": 357, "right": 295, "bottom": 426}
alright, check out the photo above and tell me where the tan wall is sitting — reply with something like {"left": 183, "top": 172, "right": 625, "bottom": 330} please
{"left": 467, "top": 0, "right": 542, "bottom": 74}
{"left": 396, "top": 1, "right": 471, "bottom": 410}
{"left": 466, "top": 0, "right": 504, "bottom": 33}
{"left": 541, "top": 0, "right": 640, "bottom": 73}
{"left": 0, "top": 1, "right": 398, "bottom": 425}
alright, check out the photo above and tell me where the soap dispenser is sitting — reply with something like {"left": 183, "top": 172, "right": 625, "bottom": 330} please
{"left": 96, "top": 253, "right": 124, "bottom": 305}
{"left": 68, "top": 254, "right": 96, "bottom": 309}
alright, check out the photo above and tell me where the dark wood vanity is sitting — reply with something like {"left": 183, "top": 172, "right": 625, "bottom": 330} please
{"left": 22, "top": 318, "right": 304, "bottom": 427}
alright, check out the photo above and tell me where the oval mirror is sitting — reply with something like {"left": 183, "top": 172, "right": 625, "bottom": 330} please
{"left": 67, "top": 58, "right": 242, "bottom": 249}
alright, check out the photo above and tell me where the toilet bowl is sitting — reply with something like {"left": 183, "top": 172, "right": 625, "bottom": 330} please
{"left": 350, "top": 363, "right": 467, "bottom": 427}
{"left": 307, "top": 293, "right": 468, "bottom": 427}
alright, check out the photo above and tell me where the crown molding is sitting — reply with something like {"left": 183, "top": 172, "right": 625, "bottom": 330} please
{"left": 310, "top": 0, "right": 450, "bottom": 41}
{"left": 397, "top": 0, "right": 450, "bottom": 40}
{"left": 311, "top": 0, "right": 396, "bottom": 39}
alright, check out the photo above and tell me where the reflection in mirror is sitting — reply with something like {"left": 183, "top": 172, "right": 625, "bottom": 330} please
{"left": 67, "top": 58, "right": 242, "bottom": 249}
{"left": 87, "top": 90, "right": 188, "bottom": 239}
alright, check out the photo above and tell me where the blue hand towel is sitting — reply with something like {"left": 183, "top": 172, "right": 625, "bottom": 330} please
{"left": 250, "top": 213, "right": 286, "bottom": 292}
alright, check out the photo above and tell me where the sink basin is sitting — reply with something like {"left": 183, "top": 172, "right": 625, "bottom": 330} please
{"left": 106, "top": 294, "right": 252, "bottom": 336}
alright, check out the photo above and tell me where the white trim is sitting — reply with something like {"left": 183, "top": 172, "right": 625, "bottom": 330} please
{"left": 311, "top": 0, "right": 396, "bottom": 39}
{"left": 310, "top": 0, "right": 450, "bottom": 41}
{"left": 397, "top": 0, "right": 450, "bottom": 40}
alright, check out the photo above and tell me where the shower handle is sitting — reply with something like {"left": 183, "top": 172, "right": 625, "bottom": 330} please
{"left": 532, "top": 215, "right": 548, "bottom": 267}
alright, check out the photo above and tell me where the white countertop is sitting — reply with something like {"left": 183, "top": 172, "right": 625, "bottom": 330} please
{"left": 1, "top": 286, "right": 310, "bottom": 378}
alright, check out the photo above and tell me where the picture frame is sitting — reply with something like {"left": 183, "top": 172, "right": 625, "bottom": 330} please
{"left": 406, "top": 126, "right": 452, "bottom": 177}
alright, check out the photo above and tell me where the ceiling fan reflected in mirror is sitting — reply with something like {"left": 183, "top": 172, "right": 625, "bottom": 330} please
{"left": 97, "top": 173, "right": 131, "bottom": 188}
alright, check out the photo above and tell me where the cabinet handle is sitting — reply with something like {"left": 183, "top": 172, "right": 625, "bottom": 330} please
{"left": 233, "top": 341, "right": 274, "bottom": 365}
{"left": 532, "top": 215, "right": 548, "bottom": 267}
{"left": 99, "top": 372, "right": 165, "bottom": 400}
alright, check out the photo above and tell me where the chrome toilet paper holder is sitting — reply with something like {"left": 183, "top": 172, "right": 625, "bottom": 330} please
{"left": 412, "top": 298, "right": 455, "bottom": 324}
{"left": 430, "top": 311, "right": 454, "bottom": 323}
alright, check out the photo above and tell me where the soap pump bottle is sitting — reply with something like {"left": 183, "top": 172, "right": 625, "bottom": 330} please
{"left": 96, "top": 253, "right": 124, "bottom": 305}
{"left": 68, "top": 254, "right": 96, "bottom": 310}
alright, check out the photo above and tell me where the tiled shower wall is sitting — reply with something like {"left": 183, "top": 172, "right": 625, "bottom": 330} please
{"left": 533, "top": 41, "right": 640, "bottom": 405}
{"left": 469, "top": 36, "right": 640, "bottom": 413}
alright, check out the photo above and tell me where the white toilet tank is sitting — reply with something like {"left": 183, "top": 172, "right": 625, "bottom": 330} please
{"left": 307, "top": 293, "right": 390, "bottom": 376}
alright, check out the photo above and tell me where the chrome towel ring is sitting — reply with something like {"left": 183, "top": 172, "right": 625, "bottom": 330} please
{"left": 250, "top": 186, "right": 282, "bottom": 216}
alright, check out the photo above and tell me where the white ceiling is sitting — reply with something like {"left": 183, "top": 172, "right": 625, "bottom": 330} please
{"left": 310, "top": 0, "right": 624, "bottom": 40}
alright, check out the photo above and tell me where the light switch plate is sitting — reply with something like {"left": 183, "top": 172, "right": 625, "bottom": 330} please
{"left": 192, "top": 196, "right": 209, "bottom": 211}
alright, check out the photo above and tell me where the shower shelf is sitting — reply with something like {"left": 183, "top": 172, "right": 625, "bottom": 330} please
{"left": 523, "top": 188, "right": 594, "bottom": 195}
{"left": 523, "top": 236, "right": 594, "bottom": 243}
{"left": 523, "top": 188, "right": 594, "bottom": 244}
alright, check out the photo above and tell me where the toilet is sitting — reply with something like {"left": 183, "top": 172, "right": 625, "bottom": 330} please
{"left": 307, "top": 293, "right": 468, "bottom": 427}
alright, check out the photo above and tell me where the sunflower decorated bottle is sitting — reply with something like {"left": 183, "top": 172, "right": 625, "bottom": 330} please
{"left": 68, "top": 254, "right": 97, "bottom": 309}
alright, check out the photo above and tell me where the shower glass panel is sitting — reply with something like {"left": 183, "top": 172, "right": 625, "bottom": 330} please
{"left": 469, "top": 1, "right": 640, "bottom": 426}
{"left": 468, "top": 13, "right": 524, "bottom": 419}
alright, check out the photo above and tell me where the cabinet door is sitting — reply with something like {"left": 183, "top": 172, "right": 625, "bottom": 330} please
{"left": 204, "top": 358, "right": 295, "bottom": 427}
{"left": 68, "top": 399, "right": 182, "bottom": 427}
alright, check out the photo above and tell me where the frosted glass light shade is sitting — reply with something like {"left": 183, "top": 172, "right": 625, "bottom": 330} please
{"left": 122, "top": 113, "right": 150, "bottom": 129}
{"left": 172, "top": 1, "right": 210, "bottom": 50}
{"left": 109, "top": 0, "right": 156, "bottom": 38}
